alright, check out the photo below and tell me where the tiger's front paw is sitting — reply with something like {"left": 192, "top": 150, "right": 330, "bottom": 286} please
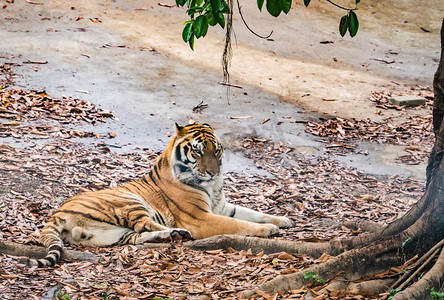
{"left": 255, "top": 223, "right": 279, "bottom": 237}
{"left": 272, "top": 216, "right": 293, "bottom": 228}
{"left": 170, "top": 228, "right": 193, "bottom": 240}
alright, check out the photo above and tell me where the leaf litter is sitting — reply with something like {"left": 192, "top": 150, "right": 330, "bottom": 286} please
{"left": 304, "top": 86, "right": 434, "bottom": 165}
{"left": 0, "top": 86, "right": 428, "bottom": 299}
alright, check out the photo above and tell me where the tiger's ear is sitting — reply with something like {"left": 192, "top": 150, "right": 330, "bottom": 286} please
{"left": 175, "top": 122, "right": 185, "bottom": 137}
{"left": 202, "top": 123, "right": 212, "bottom": 129}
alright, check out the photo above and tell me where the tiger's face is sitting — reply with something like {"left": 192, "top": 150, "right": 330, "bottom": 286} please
{"left": 172, "top": 123, "right": 223, "bottom": 185}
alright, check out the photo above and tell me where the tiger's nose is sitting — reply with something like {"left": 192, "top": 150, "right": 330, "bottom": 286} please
{"left": 207, "top": 170, "right": 217, "bottom": 177}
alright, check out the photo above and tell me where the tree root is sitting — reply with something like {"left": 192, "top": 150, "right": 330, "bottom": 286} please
{"left": 318, "top": 278, "right": 395, "bottom": 298}
{"left": 41, "top": 285, "right": 61, "bottom": 300}
{"left": 184, "top": 235, "right": 334, "bottom": 257}
{"left": 242, "top": 234, "right": 405, "bottom": 297}
{"left": 390, "top": 239, "right": 444, "bottom": 291}
{"left": 333, "top": 219, "right": 384, "bottom": 233}
{"left": 0, "top": 241, "right": 100, "bottom": 264}
{"left": 392, "top": 239, "right": 444, "bottom": 300}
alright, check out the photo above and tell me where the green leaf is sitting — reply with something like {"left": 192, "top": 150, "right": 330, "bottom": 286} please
{"left": 303, "top": 0, "right": 310, "bottom": 7}
{"left": 210, "top": 0, "right": 222, "bottom": 12}
{"left": 206, "top": 11, "right": 218, "bottom": 26}
{"left": 176, "top": 0, "right": 186, "bottom": 6}
{"left": 215, "top": 11, "right": 225, "bottom": 28}
{"left": 257, "top": 0, "right": 265, "bottom": 11}
{"left": 187, "top": 0, "right": 196, "bottom": 9}
{"left": 339, "top": 15, "right": 349, "bottom": 37}
{"left": 266, "top": 0, "right": 281, "bottom": 17}
{"left": 186, "top": 6, "right": 204, "bottom": 16}
{"left": 221, "top": 1, "right": 229, "bottom": 13}
{"left": 189, "top": 34, "right": 195, "bottom": 50}
{"left": 355, "top": 0, "right": 360, "bottom": 3}
{"left": 304, "top": 271, "right": 317, "bottom": 279}
{"left": 348, "top": 10, "right": 359, "bottom": 37}
{"left": 279, "top": 0, "right": 291, "bottom": 14}
{"left": 193, "top": 15, "right": 208, "bottom": 38}
{"left": 182, "top": 23, "right": 193, "bottom": 42}
{"left": 402, "top": 237, "right": 411, "bottom": 248}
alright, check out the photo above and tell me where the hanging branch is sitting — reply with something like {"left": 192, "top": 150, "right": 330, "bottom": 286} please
{"left": 222, "top": 0, "right": 233, "bottom": 84}
{"left": 325, "top": 0, "right": 358, "bottom": 11}
{"left": 236, "top": 0, "right": 273, "bottom": 39}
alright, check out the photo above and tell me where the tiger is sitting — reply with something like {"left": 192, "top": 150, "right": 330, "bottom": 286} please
{"left": 27, "top": 122, "right": 292, "bottom": 267}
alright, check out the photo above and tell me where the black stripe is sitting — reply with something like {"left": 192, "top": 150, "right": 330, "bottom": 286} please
{"left": 76, "top": 202, "right": 119, "bottom": 225}
{"left": 48, "top": 250, "right": 61, "bottom": 260}
{"left": 126, "top": 205, "right": 147, "bottom": 214}
{"left": 163, "top": 194, "right": 204, "bottom": 221}
{"left": 178, "top": 164, "right": 190, "bottom": 173}
{"left": 153, "top": 213, "right": 162, "bottom": 225}
{"left": 115, "top": 231, "right": 134, "bottom": 245}
{"left": 49, "top": 245, "right": 62, "bottom": 252}
{"left": 156, "top": 212, "right": 165, "bottom": 225}
{"left": 37, "top": 260, "right": 44, "bottom": 268}
{"left": 229, "top": 206, "right": 236, "bottom": 218}
{"left": 175, "top": 145, "right": 182, "bottom": 161}
{"left": 191, "top": 203, "right": 209, "bottom": 213}
{"left": 46, "top": 256, "right": 55, "bottom": 266}
{"left": 182, "top": 145, "right": 192, "bottom": 164}
{"left": 153, "top": 163, "right": 161, "bottom": 179}
{"left": 141, "top": 175, "right": 150, "bottom": 185}
{"left": 87, "top": 194, "right": 138, "bottom": 204}
{"left": 124, "top": 181, "right": 145, "bottom": 195}
{"left": 192, "top": 132, "right": 201, "bottom": 138}
{"left": 131, "top": 213, "right": 148, "bottom": 223}
{"left": 148, "top": 170, "right": 156, "bottom": 184}
{"left": 58, "top": 210, "right": 114, "bottom": 225}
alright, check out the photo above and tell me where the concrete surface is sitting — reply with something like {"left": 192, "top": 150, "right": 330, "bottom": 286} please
{"left": 1, "top": 0, "right": 442, "bottom": 179}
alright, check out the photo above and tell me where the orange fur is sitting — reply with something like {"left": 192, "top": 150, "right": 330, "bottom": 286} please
{"left": 27, "top": 123, "right": 291, "bottom": 267}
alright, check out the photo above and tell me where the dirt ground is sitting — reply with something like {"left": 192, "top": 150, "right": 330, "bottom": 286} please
{"left": 0, "top": 0, "right": 443, "bottom": 299}
{"left": 0, "top": 0, "right": 442, "bottom": 179}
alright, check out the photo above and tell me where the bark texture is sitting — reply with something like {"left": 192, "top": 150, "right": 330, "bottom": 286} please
{"left": 0, "top": 241, "right": 100, "bottom": 263}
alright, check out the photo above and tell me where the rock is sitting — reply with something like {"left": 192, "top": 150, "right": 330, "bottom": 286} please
{"left": 389, "top": 95, "right": 426, "bottom": 107}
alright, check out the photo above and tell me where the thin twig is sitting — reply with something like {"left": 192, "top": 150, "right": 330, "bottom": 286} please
{"left": 326, "top": 0, "right": 357, "bottom": 11}
{"left": 236, "top": 0, "right": 273, "bottom": 39}
{"left": 220, "top": 82, "right": 242, "bottom": 89}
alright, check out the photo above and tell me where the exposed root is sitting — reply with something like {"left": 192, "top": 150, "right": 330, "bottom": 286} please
{"left": 392, "top": 240, "right": 444, "bottom": 300}
{"left": 0, "top": 241, "right": 100, "bottom": 264}
{"left": 319, "top": 278, "right": 395, "bottom": 298}
{"left": 41, "top": 285, "right": 61, "bottom": 300}
{"left": 333, "top": 219, "right": 384, "bottom": 233}
{"left": 390, "top": 239, "right": 444, "bottom": 290}
{"left": 185, "top": 235, "right": 333, "bottom": 257}
{"left": 242, "top": 235, "right": 405, "bottom": 297}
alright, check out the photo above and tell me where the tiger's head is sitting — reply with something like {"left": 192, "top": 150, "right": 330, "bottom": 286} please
{"left": 171, "top": 123, "right": 223, "bottom": 186}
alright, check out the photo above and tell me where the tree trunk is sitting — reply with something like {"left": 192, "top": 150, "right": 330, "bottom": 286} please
{"left": 242, "top": 19, "right": 444, "bottom": 298}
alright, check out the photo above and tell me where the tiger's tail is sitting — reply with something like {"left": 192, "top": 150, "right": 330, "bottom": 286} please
{"left": 26, "top": 220, "right": 64, "bottom": 268}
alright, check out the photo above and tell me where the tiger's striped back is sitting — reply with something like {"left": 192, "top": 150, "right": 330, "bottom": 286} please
{"left": 27, "top": 123, "right": 223, "bottom": 267}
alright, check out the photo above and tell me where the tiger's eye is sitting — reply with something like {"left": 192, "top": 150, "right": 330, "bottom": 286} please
{"left": 193, "top": 148, "right": 202, "bottom": 156}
